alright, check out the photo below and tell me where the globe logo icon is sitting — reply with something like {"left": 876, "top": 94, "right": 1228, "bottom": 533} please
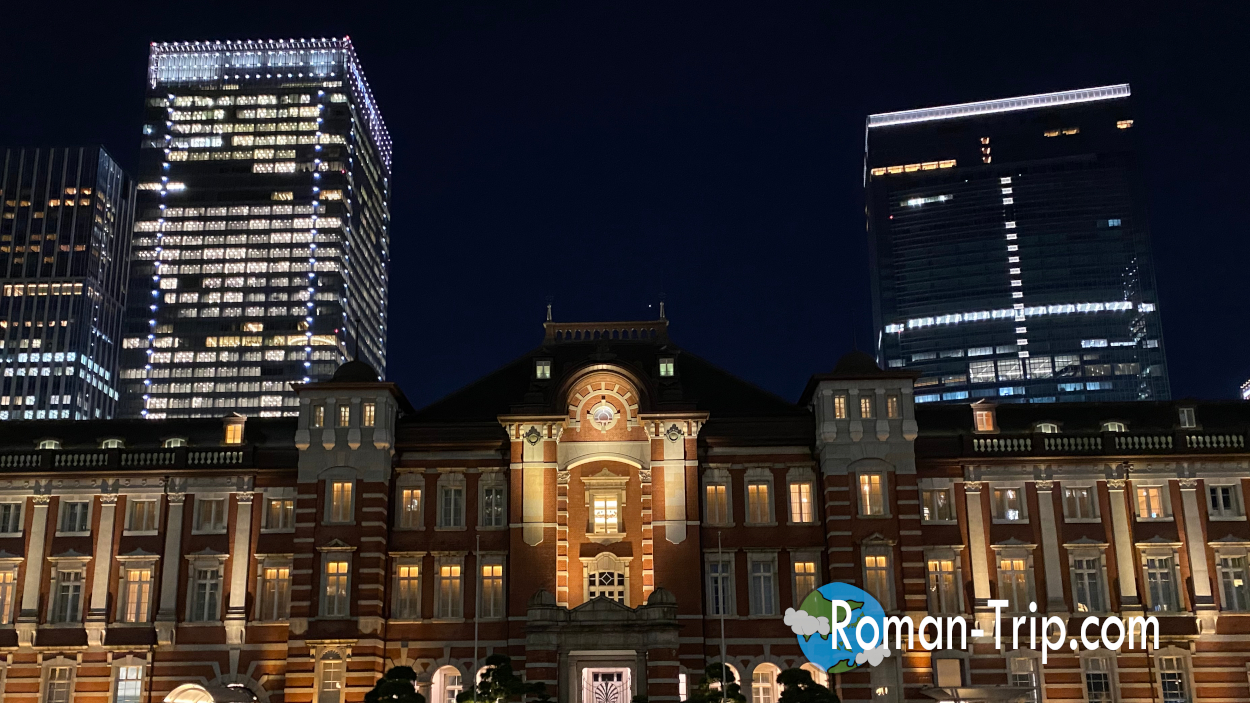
{"left": 786, "top": 582, "right": 890, "bottom": 674}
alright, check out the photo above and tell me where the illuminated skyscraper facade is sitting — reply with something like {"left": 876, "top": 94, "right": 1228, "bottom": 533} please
{"left": 0, "top": 147, "right": 134, "bottom": 419}
{"left": 866, "top": 85, "right": 1170, "bottom": 404}
{"left": 120, "top": 37, "right": 392, "bottom": 419}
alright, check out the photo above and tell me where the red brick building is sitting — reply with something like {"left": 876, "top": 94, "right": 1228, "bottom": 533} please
{"left": 0, "top": 318, "right": 1247, "bottom": 703}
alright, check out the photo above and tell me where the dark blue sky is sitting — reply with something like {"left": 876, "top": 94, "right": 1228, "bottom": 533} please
{"left": 1, "top": 2, "right": 1247, "bottom": 407}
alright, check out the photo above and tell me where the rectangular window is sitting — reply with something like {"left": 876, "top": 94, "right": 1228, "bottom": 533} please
{"left": 258, "top": 566, "right": 291, "bottom": 620}
{"left": 481, "top": 561, "right": 504, "bottom": 619}
{"left": 974, "top": 409, "right": 995, "bottom": 432}
{"left": 436, "top": 564, "right": 463, "bottom": 618}
{"left": 535, "top": 359, "right": 551, "bottom": 379}
{"left": 1083, "top": 657, "right": 1114, "bottom": 702}
{"left": 394, "top": 564, "right": 420, "bottom": 619}
{"left": 224, "top": 422, "right": 244, "bottom": 444}
{"left": 1210, "top": 485, "right": 1242, "bottom": 518}
{"left": 999, "top": 557, "right": 1030, "bottom": 612}
{"left": 993, "top": 487, "right": 1024, "bottom": 521}
{"left": 705, "top": 484, "right": 728, "bottom": 525}
{"left": 0, "top": 503, "right": 22, "bottom": 533}
{"left": 1178, "top": 407, "right": 1196, "bottom": 428}
{"left": 921, "top": 488, "right": 954, "bottom": 522}
{"left": 115, "top": 665, "right": 144, "bottom": 703}
{"left": 0, "top": 566, "right": 15, "bottom": 623}
{"left": 1158, "top": 657, "right": 1189, "bottom": 703}
{"left": 60, "top": 501, "right": 89, "bottom": 533}
{"left": 1009, "top": 658, "right": 1039, "bottom": 702}
{"left": 45, "top": 667, "right": 73, "bottom": 703}
{"left": 1219, "top": 555, "right": 1250, "bottom": 611}
{"left": 886, "top": 395, "right": 900, "bottom": 419}
{"left": 708, "top": 559, "right": 733, "bottom": 616}
{"left": 969, "top": 360, "right": 996, "bottom": 383}
{"left": 195, "top": 498, "right": 227, "bottom": 532}
{"left": 859, "top": 474, "right": 884, "bottom": 516}
{"left": 1072, "top": 557, "right": 1105, "bottom": 613}
{"left": 1146, "top": 556, "right": 1177, "bottom": 612}
{"left": 864, "top": 554, "right": 890, "bottom": 607}
{"left": 859, "top": 396, "right": 873, "bottom": 419}
{"left": 482, "top": 485, "right": 506, "bottom": 527}
{"left": 265, "top": 498, "right": 294, "bottom": 530}
{"left": 337, "top": 404, "right": 350, "bottom": 427}
{"left": 128, "top": 500, "right": 159, "bottom": 532}
{"left": 121, "top": 567, "right": 153, "bottom": 623}
{"left": 747, "top": 482, "right": 771, "bottom": 524}
{"left": 793, "top": 559, "right": 817, "bottom": 604}
{"left": 363, "top": 402, "right": 376, "bottom": 427}
{"left": 439, "top": 486, "right": 465, "bottom": 528}
{"left": 321, "top": 656, "right": 345, "bottom": 703}
{"left": 191, "top": 566, "right": 222, "bottom": 621}
{"left": 788, "top": 482, "right": 813, "bottom": 523}
{"left": 927, "top": 558, "right": 959, "bottom": 614}
{"left": 312, "top": 404, "right": 325, "bottom": 427}
{"left": 323, "top": 559, "right": 349, "bottom": 617}
{"left": 591, "top": 494, "right": 621, "bottom": 534}
{"left": 833, "top": 395, "right": 848, "bottom": 419}
{"left": 749, "top": 558, "right": 776, "bottom": 616}
{"left": 398, "top": 487, "right": 423, "bottom": 528}
{"left": 1064, "top": 486, "right": 1097, "bottom": 520}
{"left": 328, "top": 481, "right": 353, "bottom": 522}
{"left": 659, "top": 357, "right": 674, "bottom": 377}
{"left": 1136, "top": 486, "right": 1168, "bottom": 519}
{"left": 51, "top": 570, "right": 83, "bottom": 622}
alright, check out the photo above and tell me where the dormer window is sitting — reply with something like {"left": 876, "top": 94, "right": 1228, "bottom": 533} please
{"left": 1178, "top": 407, "right": 1196, "bottom": 429}
{"left": 1101, "top": 421, "right": 1127, "bottom": 433}
{"left": 535, "top": 359, "right": 551, "bottom": 380}
{"left": 973, "top": 408, "right": 996, "bottom": 432}
{"left": 1035, "top": 423, "right": 1059, "bottom": 434}
{"left": 163, "top": 438, "right": 187, "bottom": 448}
{"left": 659, "top": 357, "right": 675, "bottom": 377}
{"left": 100, "top": 439, "right": 124, "bottom": 449}
{"left": 223, "top": 416, "right": 245, "bottom": 445}
{"left": 38, "top": 440, "right": 61, "bottom": 450}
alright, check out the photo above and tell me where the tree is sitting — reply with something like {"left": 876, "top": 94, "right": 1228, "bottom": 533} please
{"left": 366, "top": 666, "right": 426, "bottom": 703}
{"left": 456, "top": 654, "right": 547, "bottom": 703}
{"left": 684, "top": 663, "right": 746, "bottom": 703}
{"left": 776, "top": 668, "right": 839, "bottom": 703}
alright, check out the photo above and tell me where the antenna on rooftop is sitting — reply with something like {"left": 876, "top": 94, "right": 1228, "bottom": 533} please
{"left": 545, "top": 296, "right": 553, "bottom": 322}
{"left": 658, "top": 292, "right": 666, "bottom": 320}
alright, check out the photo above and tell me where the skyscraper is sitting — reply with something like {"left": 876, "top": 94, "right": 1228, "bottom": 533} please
{"left": 865, "top": 84, "right": 1170, "bottom": 404}
{"left": 0, "top": 147, "right": 134, "bottom": 420}
{"left": 121, "top": 37, "right": 392, "bottom": 419}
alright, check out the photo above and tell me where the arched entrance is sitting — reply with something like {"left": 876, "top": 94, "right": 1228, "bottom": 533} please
{"left": 164, "top": 684, "right": 257, "bottom": 703}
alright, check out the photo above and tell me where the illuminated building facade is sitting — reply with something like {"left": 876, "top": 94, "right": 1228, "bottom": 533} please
{"left": 0, "top": 320, "right": 1245, "bottom": 703}
{"left": 866, "top": 85, "right": 1171, "bottom": 405}
{"left": 0, "top": 147, "right": 134, "bottom": 420}
{"left": 120, "top": 37, "right": 392, "bottom": 419}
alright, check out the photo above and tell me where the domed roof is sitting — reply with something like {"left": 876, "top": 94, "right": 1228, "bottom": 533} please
{"left": 331, "top": 360, "right": 380, "bottom": 383}
{"left": 646, "top": 587, "right": 677, "bottom": 605}
{"left": 832, "top": 350, "right": 884, "bottom": 376}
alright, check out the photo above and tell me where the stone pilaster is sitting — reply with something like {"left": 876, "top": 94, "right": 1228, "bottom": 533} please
{"left": 16, "top": 495, "right": 51, "bottom": 648}
{"left": 155, "top": 492, "right": 186, "bottom": 645}
{"left": 963, "top": 481, "right": 993, "bottom": 630}
{"left": 1179, "top": 478, "right": 1216, "bottom": 629}
{"left": 86, "top": 493, "right": 119, "bottom": 646}
{"left": 1034, "top": 481, "right": 1068, "bottom": 612}
{"left": 1106, "top": 479, "right": 1141, "bottom": 612}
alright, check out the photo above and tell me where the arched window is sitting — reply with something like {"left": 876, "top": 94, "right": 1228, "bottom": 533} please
{"left": 101, "top": 439, "right": 124, "bottom": 449}
{"left": 433, "top": 665, "right": 463, "bottom": 703}
{"left": 164, "top": 685, "right": 214, "bottom": 703}
{"left": 752, "top": 663, "right": 781, "bottom": 703}
{"left": 1035, "top": 422, "right": 1059, "bottom": 434}
{"left": 38, "top": 439, "right": 61, "bottom": 450}
{"left": 800, "top": 663, "right": 828, "bottom": 689}
{"left": 164, "top": 438, "right": 187, "bottom": 448}
{"left": 1101, "top": 421, "right": 1127, "bottom": 433}
{"left": 585, "top": 553, "right": 628, "bottom": 605}
{"left": 317, "top": 651, "right": 345, "bottom": 703}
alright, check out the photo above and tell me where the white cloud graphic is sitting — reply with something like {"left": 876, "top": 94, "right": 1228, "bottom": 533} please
{"left": 784, "top": 607, "right": 830, "bottom": 638}
{"left": 855, "top": 645, "right": 892, "bottom": 667}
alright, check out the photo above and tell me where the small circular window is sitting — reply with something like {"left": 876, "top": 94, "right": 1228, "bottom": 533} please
{"left": 588, "top": 400, "right": 618, "bottom": 431}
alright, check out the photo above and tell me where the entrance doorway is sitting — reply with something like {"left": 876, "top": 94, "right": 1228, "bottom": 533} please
{"left": 582, "top": 667, "right": 631, "bottom": 703}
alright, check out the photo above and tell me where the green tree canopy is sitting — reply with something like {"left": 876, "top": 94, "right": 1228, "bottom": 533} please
{"left": 366, "top": 666, "right": 426, "bottom": 703}
{"left": 456, "top": 654, "right": 547, "bottom": 703}
{"left": 684, "top": 662, "right": 746, "bottom": 703}
{"left": 776, "top": 668, "right": 839, "bottom": 703}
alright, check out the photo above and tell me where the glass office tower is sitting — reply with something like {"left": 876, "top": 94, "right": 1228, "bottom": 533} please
{"left": 865, "top": 85, "right": 1170, "bottom": 404}
{"left": 0, "top": 147, "right": 135, "bottom": 419}
{"left": 121, "top": 37, "right": 391, "bottom": 419}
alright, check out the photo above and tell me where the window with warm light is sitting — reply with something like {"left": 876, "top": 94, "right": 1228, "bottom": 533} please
{"left": 120, "top": 567, "right": 153, "bottom": 623}
{"left": 436, "top": 563, "right": 463, "bottom": 618}
{"left": 886, "top": 395, "right": 900, "bottom": 419}
{"left": 747, "top": 481, "right": 771, "bottom": 524}
{"left": 590, "top": 493, "right": 622, "bottom": 534}
{"left": 789, "top": 481, "right": 813, "bottom": 523}
{"left": 398, "top": 487, "right": 422, "bottom": 528}
{"left": 859, "top": 396, "right": 873, "bottom": 419}
{"left": 264, "top": 498, "right": 294, "bottom": 531}
{"left": 322, "top": 559, "right": 350, "bottom": 617}
{"left": 312, "top": 405, "right": 325, "bottom": 428}
{"left": 258, "top": 566, "right": 291, "bottom": 620}
{"left": 859, "top": 473, "right": 885, "bottom": 516}
{"left": 337, "top": 404, "right": 350, "bottom": 427}
{"left": 993, "top": 487, "right": 1025, "bottom": 521}
{"left": 833, "top": 394, "right": 848, "bottom": 419}
{"left": 921, "top": 488, "right": 954, "bottom": 522}
{"left": 864, "top": 553, "right": 891, "bottom": 607}
{"left": 328, "top": 481, "right": 354, "bottom": 523}
{"left": 480, "top": 560, "right": 504, "bottom": 619}
{"left": 224, "top": 422, "right": 243, "bottom": 444}
{"left": 974, "top": 408, "right": 995, "bottom": 432}
{"left": 393, "top": 564, "right": 420, "bottom": 619}
{"left": 793, "top": 559, "right": 817, "bottom": 604}
{"left": 998, "top": 557, "right": 1031, "bottom": 611}
{"left": 1136, "top": 486, "right": 1168, "bottom": 519}
{"left": 362, "top": 402, "right": 376, "bottom": 427}
{"left": 705, "top": 484, "right": 729, "bottom": 525}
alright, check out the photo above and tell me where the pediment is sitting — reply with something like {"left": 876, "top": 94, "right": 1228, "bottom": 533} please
{"left": 571, "top": 596, "right": 635, "bottom": 614}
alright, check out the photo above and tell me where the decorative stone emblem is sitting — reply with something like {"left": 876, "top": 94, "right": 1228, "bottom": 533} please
{"left": 524, "top": 426, "right": 542, "bottom": 446}
{"left": 665, "top": 424, "right": 682, "bottom": 442}
{"left": 588, "top": 400, "right": 618, "bottom": 431}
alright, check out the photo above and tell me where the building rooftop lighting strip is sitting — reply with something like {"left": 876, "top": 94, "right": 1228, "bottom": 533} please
{"left": 867, "top": 84, "right": 1131, "bottom": 129}
{"left": 884, "top": 300, "right": 1151, "bottom": 333}
{"left": 147, "top": 37, "right": 391, "bottom": 172}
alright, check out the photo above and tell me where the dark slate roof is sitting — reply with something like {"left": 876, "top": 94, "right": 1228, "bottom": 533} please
{"left": 0, "top": 417, "right": 297, "bottom": 450}
{"left": 406, "top": 325, "right": 809, "bottom": 426}
{"left": 916, "top": 400, "right": 1250, "bottom": 436}
{"left": 332, "top": 359, "right": 381, "bottom": 383}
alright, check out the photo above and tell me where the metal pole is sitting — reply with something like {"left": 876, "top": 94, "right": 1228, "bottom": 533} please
{"left": 719, "top": 530, "right": 726, "bottom": 703}
{"left": 473, "top": 533, "right": 480, "bottom": 702}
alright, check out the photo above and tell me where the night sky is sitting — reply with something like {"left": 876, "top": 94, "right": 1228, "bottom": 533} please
{"left": 1, "top": 2, "right": 1246, "bottom": 408}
